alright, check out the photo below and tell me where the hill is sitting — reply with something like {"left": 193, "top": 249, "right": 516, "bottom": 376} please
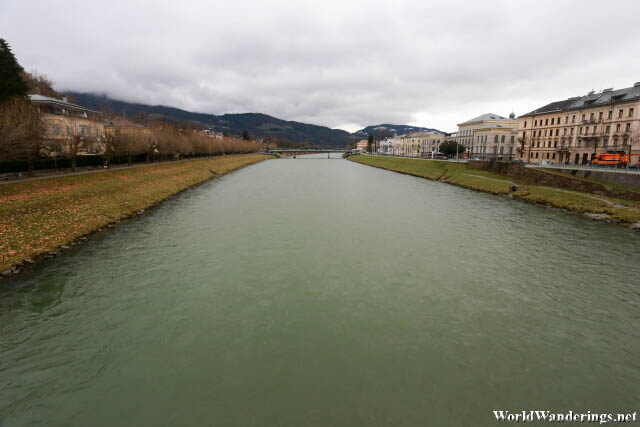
{"left": 66, "top": 92, "right": 353, "bottom": 147}
{"left": 355, "top": 124, "right": 446, "bottom": 138}
{"left": 65, "top": 93, "right": 444, "bottom": 147}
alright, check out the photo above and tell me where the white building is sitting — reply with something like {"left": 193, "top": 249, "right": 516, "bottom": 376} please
{"left": 377, "top": 137, "right": 394, "bottom": 155}
{"left": 457, "top": 113, "right": 519, "bottom": 160}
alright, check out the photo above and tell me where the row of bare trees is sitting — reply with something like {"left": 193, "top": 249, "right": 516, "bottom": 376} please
{"left": 104, "top": 126, "right": 261, "bottom": 167}
{"left": 0, "top": 98, "right": 262, "bottom": 175}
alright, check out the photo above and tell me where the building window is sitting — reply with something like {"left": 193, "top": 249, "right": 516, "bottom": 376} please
{"left": 598, "top": 112, "right": 603, "bottom": 121}
{"left": 616, "top": 124, "right": 621, "bottom": 132}
{"left": 511, "top": 135, "right": 514, "bottom": 143}
{"left": 626, "top": 123, "right": 631, "bottom": 132}
{"left": 590, "top": 112, "right": 594, "bottom": 121}
{"left": 608, "top": 111, "right": 613, "bottom": 120}
{"left": 534, "top": 120, "right": 537, "bottom": 126}
{"left": 619, "top": 109, "right": 623, "bottom": 118}
{"left": 494, "top": 135, "right": 498, "bottom": 143}
{"left": 551, "top": 118, "right": 555, "bottom": 125}
{"left": 563, "top": 128, "right": 567, "bottom": 135}
{"left": 630, "top": 108, "right": 635, "bottom": 117}
{"left": 582, "top": 114, "right": 585, "bottom": 121}
{"left": 545, "top": 118, "right": 549, "bottom": 125}
{"left": 555, "top": 129, "right": 559, "bottom": 136}
{"left": 572, "top": 115, "right": 575, "bottom": 123}
{"left": 570, "top": 128, "right": 574, "bottom": 135}
{"left": 524, "top": 121, "right": 527, "bottom": 128}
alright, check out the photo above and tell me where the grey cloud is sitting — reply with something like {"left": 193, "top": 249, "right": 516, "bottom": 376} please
{"left": 2, "top": 0, "right": 639, "bottom": 132}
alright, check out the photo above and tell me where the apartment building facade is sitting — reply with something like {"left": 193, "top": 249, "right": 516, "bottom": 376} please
{"left": 29, "top": 94, "right": 105, "bottom": 157}
{"left": 517, "top": 82, "right": 640, "bottom": 164}
{"left": 393, "top": 130, "right": 446, "bottom": 157}
{"left": 457, "top": 113, "right": 519, "bottom": 160}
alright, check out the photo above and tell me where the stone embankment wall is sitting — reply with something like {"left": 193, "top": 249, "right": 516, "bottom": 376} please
{"left": 467, "top": 161, "right": 640, "bottom": 201}
{"left": 555, "top": 168, "right": 640, "bottom": 189}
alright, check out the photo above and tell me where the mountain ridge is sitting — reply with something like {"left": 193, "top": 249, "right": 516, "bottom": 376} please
{"left": 65, "top": 92, "right": 445, "bottom": 147}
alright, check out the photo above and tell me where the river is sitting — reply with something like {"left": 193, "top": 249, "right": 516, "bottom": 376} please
{"left": 1, "top": 155, "right": 639, "bottom": 426}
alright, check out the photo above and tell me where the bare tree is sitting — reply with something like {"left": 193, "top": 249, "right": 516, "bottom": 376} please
{"left": 105, "top": 129, "right": 143, "bottom": 166}
{"left": 66, "top": 123, "right": 98, "bottom": 171}
{"left": 21, "top": 70, "right": 64, "bottom": 99}
{"left": 0, "top": 96, "right": 45, "bottom": 175}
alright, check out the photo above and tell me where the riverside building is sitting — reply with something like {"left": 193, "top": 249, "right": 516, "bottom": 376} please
{"left": 517, "top": 82, "right": 640, "bottom": 164}
{"left": 29, "top": 94, "right": 105, "bottom": 157}
{"left": 393, "top": 130, "right": 446, "bottom": 157}
{"left": 456, "top": 113, "right": 519, "bottom": 160}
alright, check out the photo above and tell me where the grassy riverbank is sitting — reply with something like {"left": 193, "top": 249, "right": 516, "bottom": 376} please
{"left": 0, "top": 154, "right": 271, "bottom": 272}
{"left": 348, "top": 155, "right": 640, "bottom": 225}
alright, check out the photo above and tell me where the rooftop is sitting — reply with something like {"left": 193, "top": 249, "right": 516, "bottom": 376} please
{"left": 28, "top": 94, "right": 100, "bottom": 114}
{"left": 458, "top": 113, "right": 517, "bottom": 126}
{"left": 522, "top": 82, "right": 640, "bottom": 116}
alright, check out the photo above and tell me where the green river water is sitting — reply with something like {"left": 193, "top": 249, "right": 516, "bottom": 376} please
{"left": 1, "top": 155, "right": 639, "bottom": 426}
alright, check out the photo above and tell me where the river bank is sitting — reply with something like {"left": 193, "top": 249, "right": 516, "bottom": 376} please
{"left": 348, "top": 155, "right": 640, "bottom": 227}
{"left": 0, "top": 154, "right": 271, "bottom": 275}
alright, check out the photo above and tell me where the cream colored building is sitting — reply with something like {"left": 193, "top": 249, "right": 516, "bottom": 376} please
{"left": 29, "top": 94, "right": 105, "bottom": 156}
{"left": 457, "top": 113, "right": 519, "bottom": 160}
{"left": 393, "top": 131, "right": 446, "bottom": 157}
{"left": 517, "top": 82, "right": 640, "bottom": 164}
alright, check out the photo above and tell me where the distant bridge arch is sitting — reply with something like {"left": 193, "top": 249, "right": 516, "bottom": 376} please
{"left": 265, "top": 147, "right": 350, "bottom": 158}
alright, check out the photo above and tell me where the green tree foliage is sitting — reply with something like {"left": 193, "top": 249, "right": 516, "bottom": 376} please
{"left": 0, "top": 39, "right": 28, "bottom": 102}
{"left": 439, "top": 140, "right": 465, "bottom": 156}
{"left": 242, "top": 129, "right": 250, "bottom": 140}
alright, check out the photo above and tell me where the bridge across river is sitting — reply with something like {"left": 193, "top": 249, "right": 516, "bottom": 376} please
{"left": 266, "top": 148, "right": 350, "bottom": 158}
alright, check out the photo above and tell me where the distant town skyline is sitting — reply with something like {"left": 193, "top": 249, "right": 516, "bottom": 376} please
{"left": 2, "top": 0, "right": 640, "bottom": 133}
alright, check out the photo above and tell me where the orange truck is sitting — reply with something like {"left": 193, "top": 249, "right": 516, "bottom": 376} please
{"left": 593, "top": 153, "right": 640, "bottom": 168}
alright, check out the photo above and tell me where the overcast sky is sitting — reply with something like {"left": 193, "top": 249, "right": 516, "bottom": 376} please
{"left": 2, "top": 0, "right": 639, "bottom": 132}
